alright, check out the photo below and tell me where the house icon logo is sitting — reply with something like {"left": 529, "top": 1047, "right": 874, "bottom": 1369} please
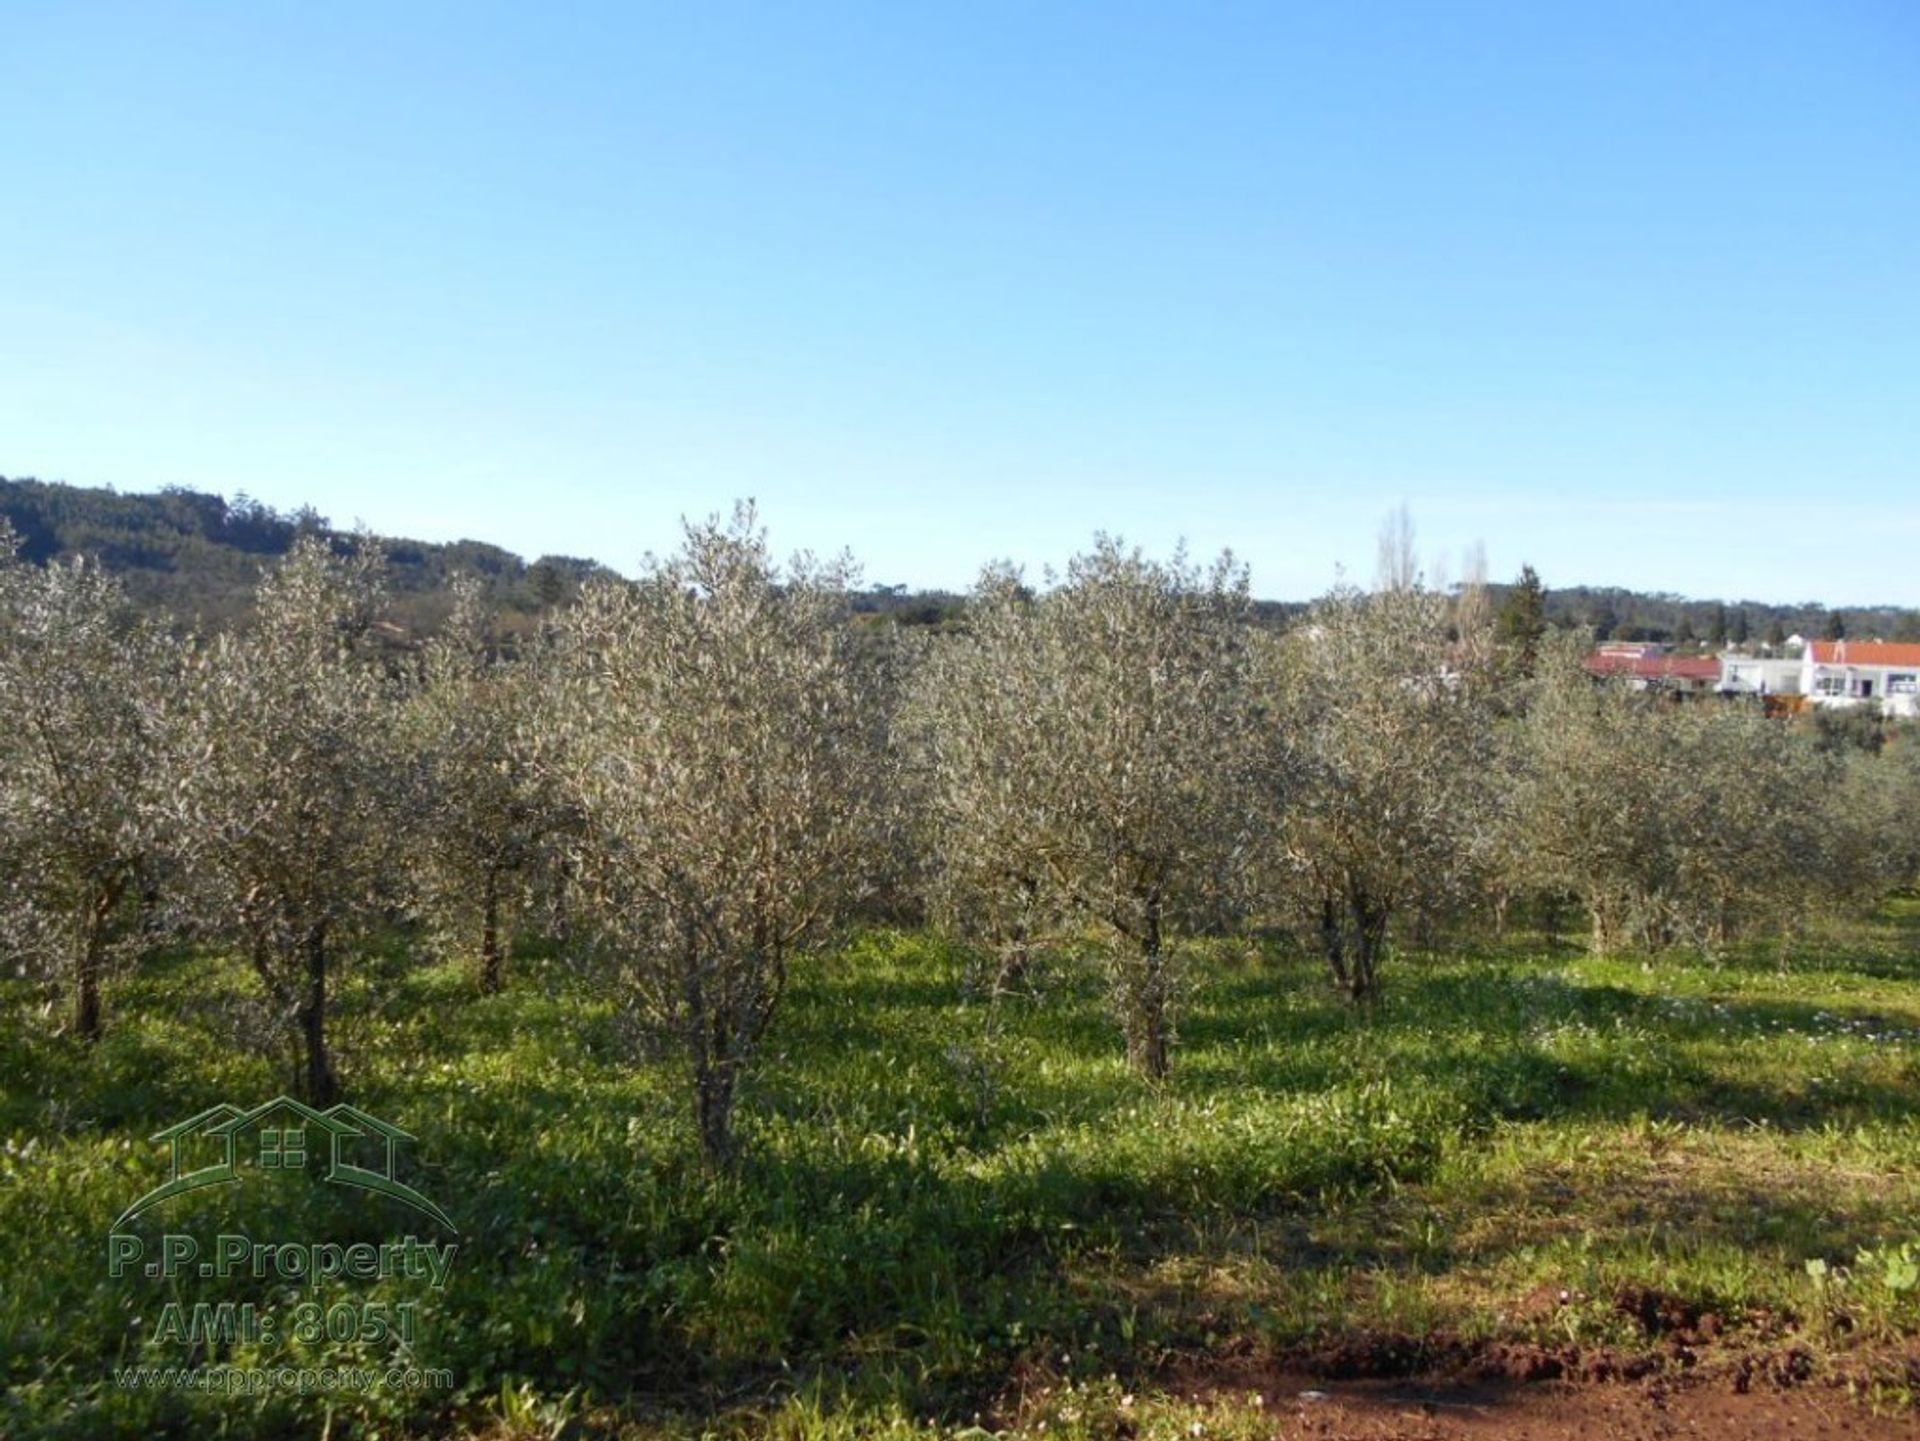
{"left": 112, "top": 1095, "right": 457, "bottom": 1233}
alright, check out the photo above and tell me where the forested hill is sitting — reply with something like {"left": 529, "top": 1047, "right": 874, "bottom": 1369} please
{"left": 3, "top": 474, "right": 1917, "bottom": 644}
{"left": 0, "top": 475, "right": 620, "bottom": 637}
{"left": 0, "top": 475, "right": 980, "bottom": 637}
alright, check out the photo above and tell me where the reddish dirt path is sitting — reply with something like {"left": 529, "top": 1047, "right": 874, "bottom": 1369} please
{"left": 1148, "top": 1330, "right": 1920, "bottom": 1440}
{"left": 1264, "top": 1373, "right": 1913, "bottom": 1439}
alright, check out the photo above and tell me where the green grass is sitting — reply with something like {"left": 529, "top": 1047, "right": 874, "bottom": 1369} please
{"left": 4, "top": 903, "right": 1920, "bottom": 1439}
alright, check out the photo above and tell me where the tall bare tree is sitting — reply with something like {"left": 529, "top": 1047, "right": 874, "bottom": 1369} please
{"left": 1375, "top": 502, "right": 1420, "bottom": 593}
{"left": 919, "top": 540, "right": 1260, "bottom": 1076}
{"left": 162, "top": 536, "right": 398, "bottom": 1104}
{"left": 546, "top": 504, "right": 892, "bottom": 1165}
{"left": 0, "top": 527, "right": 169, "bottom": 1037}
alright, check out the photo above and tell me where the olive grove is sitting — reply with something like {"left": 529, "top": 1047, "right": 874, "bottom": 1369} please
{"left": 3, "top": 503, "right": 1920, "bottom": 1145}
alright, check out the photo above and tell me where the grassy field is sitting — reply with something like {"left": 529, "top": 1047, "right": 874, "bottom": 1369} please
{"left": 5, "top": 904, "right": 1920, "bottom": 1439}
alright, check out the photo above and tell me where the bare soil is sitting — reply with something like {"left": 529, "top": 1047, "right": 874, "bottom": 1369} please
{"left": 1147, "top": 1313, "right": 1920, "bottom": 1440}
{"left": 1254, "top": 1373, "right": 1914, "bottom": 1440}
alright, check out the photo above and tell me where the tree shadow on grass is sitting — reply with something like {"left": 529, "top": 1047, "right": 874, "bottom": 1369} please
{"left": 1172, "top": 959, "right": 1920, "bottom": 1136}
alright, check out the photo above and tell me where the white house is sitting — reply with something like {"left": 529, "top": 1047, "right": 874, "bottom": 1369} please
{"left": 1801, "top": 642, "right": 1920, "bottom": 719}
{"left": 1719, "top": 655, "right": 1803, "bottom": 697}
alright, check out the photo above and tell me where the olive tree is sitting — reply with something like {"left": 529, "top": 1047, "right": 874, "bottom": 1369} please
{"left": 1500, "top": 643, "right": 1846, "bottom": 954}
{"left": 1658, "top": 698, "right": 1843, "bottom": 948}
{"left": 902, "top": 566, "right": 1057, "bottom": 996}
{"left": 162, "top": 536, "right": 398, "bottom": 1104}
{"left": 1260, "top": 580, "right": 1499, "bottom": 1002}
{"left": 546, "top": 504, "right": 892, "bottom": 1165}
{"left": 1861, "top": 732, "right": 1920, "bottom": 894}
{"left": 402, "top": 577, "right": 570, "bottom": 992}
{"left": 0, "top": 528, "right": 169, "bottom": 1037}
{"left": 1496, "top": 641, "right": 1669, "bottom": 952}
{"left": 917, "top": 540, "right": 1260, "bottom": 1077}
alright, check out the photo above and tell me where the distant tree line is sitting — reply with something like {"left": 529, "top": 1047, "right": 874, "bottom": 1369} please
{"left": 27, "top": 475, "right": 1912, "bottom": 650}
{"left": 1531, "top": 583, "right": 1920, "bottom": 649}
{"left": 4, "top": 495, "right": 1920, "bottom": 1167}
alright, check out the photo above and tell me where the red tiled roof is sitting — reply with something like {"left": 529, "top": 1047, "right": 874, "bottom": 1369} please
{"left": 1596, "top": 642, "right": 1662, "bottom": 658}
{"left": 1584, "top": 653, "right": 1722, "bottom": 682}
{"left": 1808, "top": 642, "right": 1920, "bottom": 668}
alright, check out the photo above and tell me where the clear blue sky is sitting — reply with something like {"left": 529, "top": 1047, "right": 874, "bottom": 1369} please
{"left": 4, "top": 2, "right": 1916, "bottom": 603}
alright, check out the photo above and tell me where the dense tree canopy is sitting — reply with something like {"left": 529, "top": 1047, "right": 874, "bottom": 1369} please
{"left": 545, "top": 504, "right": 895, "bottom": 1163}
{"left": 160, "top": 536, "right": 403, "bottom": 1104}
{"left": 0, "top": 526, "right": 169, "bottom": 1037}
{"left": 1261, "top": 581, "right": 1500, "bottom": 1001}
{"left": 916, "top": 540, "right": 1262, "bottom": 1075}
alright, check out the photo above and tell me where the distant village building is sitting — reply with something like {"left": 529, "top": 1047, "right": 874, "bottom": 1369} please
{"left": 1801, "top": 642, "right": 1920, "bottom": 719}
{"left": 1585, "top": 640, "right": 1920, "bottom": 719}
{"left": 1719, "top": 656, "right": 1803, "bottom": 697}
{"left": 1582, "top": 647, "right": 1721, "bottom": 694}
